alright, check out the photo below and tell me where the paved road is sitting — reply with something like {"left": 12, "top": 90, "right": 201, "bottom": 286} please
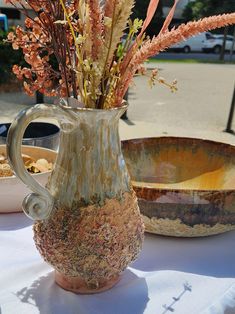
{"left": 154, "top": 51, "right": 235, "bottom": 62}
{"left": 120, "top": 62, "right": 235, "bottom": 145}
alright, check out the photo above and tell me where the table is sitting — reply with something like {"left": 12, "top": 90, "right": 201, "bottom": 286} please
{"left": 1, "top": 213, "right": 235, "bottom": 314}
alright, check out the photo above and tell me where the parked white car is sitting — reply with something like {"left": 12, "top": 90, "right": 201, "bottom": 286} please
{"left": 169, "top": 32, "right": 214, "bottom": 53}
{"left": 202, "top": 35, "right": 235, "bottom": 54}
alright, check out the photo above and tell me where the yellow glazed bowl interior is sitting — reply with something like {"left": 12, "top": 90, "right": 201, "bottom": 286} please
{"left": 0, "top": 145, "right": 57, "bottom": 213}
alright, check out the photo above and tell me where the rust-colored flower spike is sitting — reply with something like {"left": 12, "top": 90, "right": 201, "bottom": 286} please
{"left": 114, "top": 12, "right": 235, "bottom": 106}
{"left": 87, "top": 0, "right": 104, "bottom": 60}
{"left": 5, "top": 0, "right": 235, "bottom": 108}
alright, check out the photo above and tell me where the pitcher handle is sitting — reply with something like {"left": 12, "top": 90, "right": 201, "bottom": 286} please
{"left": 6, "top": 103, "right": 75, "bottom": 220}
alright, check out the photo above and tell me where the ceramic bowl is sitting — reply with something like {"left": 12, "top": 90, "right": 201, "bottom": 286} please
{"left": 0, "top": 145, "right": 57, "bottom": 213}
{"left": 122, "top": 137, "right": 235, "bottom": 237}
{"left": 0, "top": 122, "right": 60, "bottom": 150}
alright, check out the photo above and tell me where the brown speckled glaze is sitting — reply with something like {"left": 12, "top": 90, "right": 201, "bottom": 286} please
{"left": 7, "top": 101, "right": 144, "bottom": 293}
{"left": 122, "top": 137, "right": 235, "bottom": 237}
{"left": 34, "top": 191, "right": 143, "bottom": 292}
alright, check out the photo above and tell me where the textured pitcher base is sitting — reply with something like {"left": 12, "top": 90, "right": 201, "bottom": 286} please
{"left": 34, "top": 192, "right": 144, "bottom": 290}
{"left": 55, "top": 271, "right": 120, "bottom": 294}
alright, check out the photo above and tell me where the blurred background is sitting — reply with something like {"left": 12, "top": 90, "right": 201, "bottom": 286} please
{"left": 0, "top": 0, "right": 235, "bottom": 142}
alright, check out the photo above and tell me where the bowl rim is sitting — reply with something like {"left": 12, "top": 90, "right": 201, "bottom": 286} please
{"left": 0, "top": 144, "right": 57, "bottom": 182}
{"left": 0, "top": 122, "right": 60, "bottom": 141}
{"left": 121, "top": 136, "right": 235, "bottom": 193}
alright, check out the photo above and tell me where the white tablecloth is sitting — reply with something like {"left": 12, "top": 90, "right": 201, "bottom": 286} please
{"left": 1, "top": 213, "right": 235, "bottom": 314}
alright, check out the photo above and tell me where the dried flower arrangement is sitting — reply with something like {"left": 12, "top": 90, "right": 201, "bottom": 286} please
{"left": 5, "top": 0, "right": 235, "bottom": 109}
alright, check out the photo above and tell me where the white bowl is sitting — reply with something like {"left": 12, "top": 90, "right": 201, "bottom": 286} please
{"left": 0, "top": 145, "right": 57, "bottom": 213}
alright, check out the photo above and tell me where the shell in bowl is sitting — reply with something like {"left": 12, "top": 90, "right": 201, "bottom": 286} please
{"left": 122, "top": 137, "right": 235, "bottom": 237}
{"left": 0, "top": 145, "right": 57, "bottom": 213}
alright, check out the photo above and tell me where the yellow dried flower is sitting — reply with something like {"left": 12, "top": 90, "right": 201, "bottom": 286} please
{"left": 104, "top": 17, "right": 112, "bottom": 28}
{"left": 54, "top": 20, "right": 67, "bottom": 25}
{"left": 132, "top": 18, "right": 143, "bottom": 34}
{"left": 75, "top": 35, "right": 86, "bottom": 45}
{"left": 83, "top": 59, "right": 91, "bottom": 71}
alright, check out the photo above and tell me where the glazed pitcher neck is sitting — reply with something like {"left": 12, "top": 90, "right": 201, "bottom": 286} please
{"left": 48, "top": 104, "right": 131, "bottom": 208}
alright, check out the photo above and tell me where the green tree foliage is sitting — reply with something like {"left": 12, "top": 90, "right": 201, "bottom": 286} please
{"left": 0, "top": 29, "right": 25, "bottom": 84}
{"left": 183, "top": 0, "right": 235, "bottom": 21}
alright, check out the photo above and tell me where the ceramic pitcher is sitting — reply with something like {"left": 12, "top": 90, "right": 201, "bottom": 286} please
{"left": 7, "top": 99, "right": 144, "bottom": 294}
